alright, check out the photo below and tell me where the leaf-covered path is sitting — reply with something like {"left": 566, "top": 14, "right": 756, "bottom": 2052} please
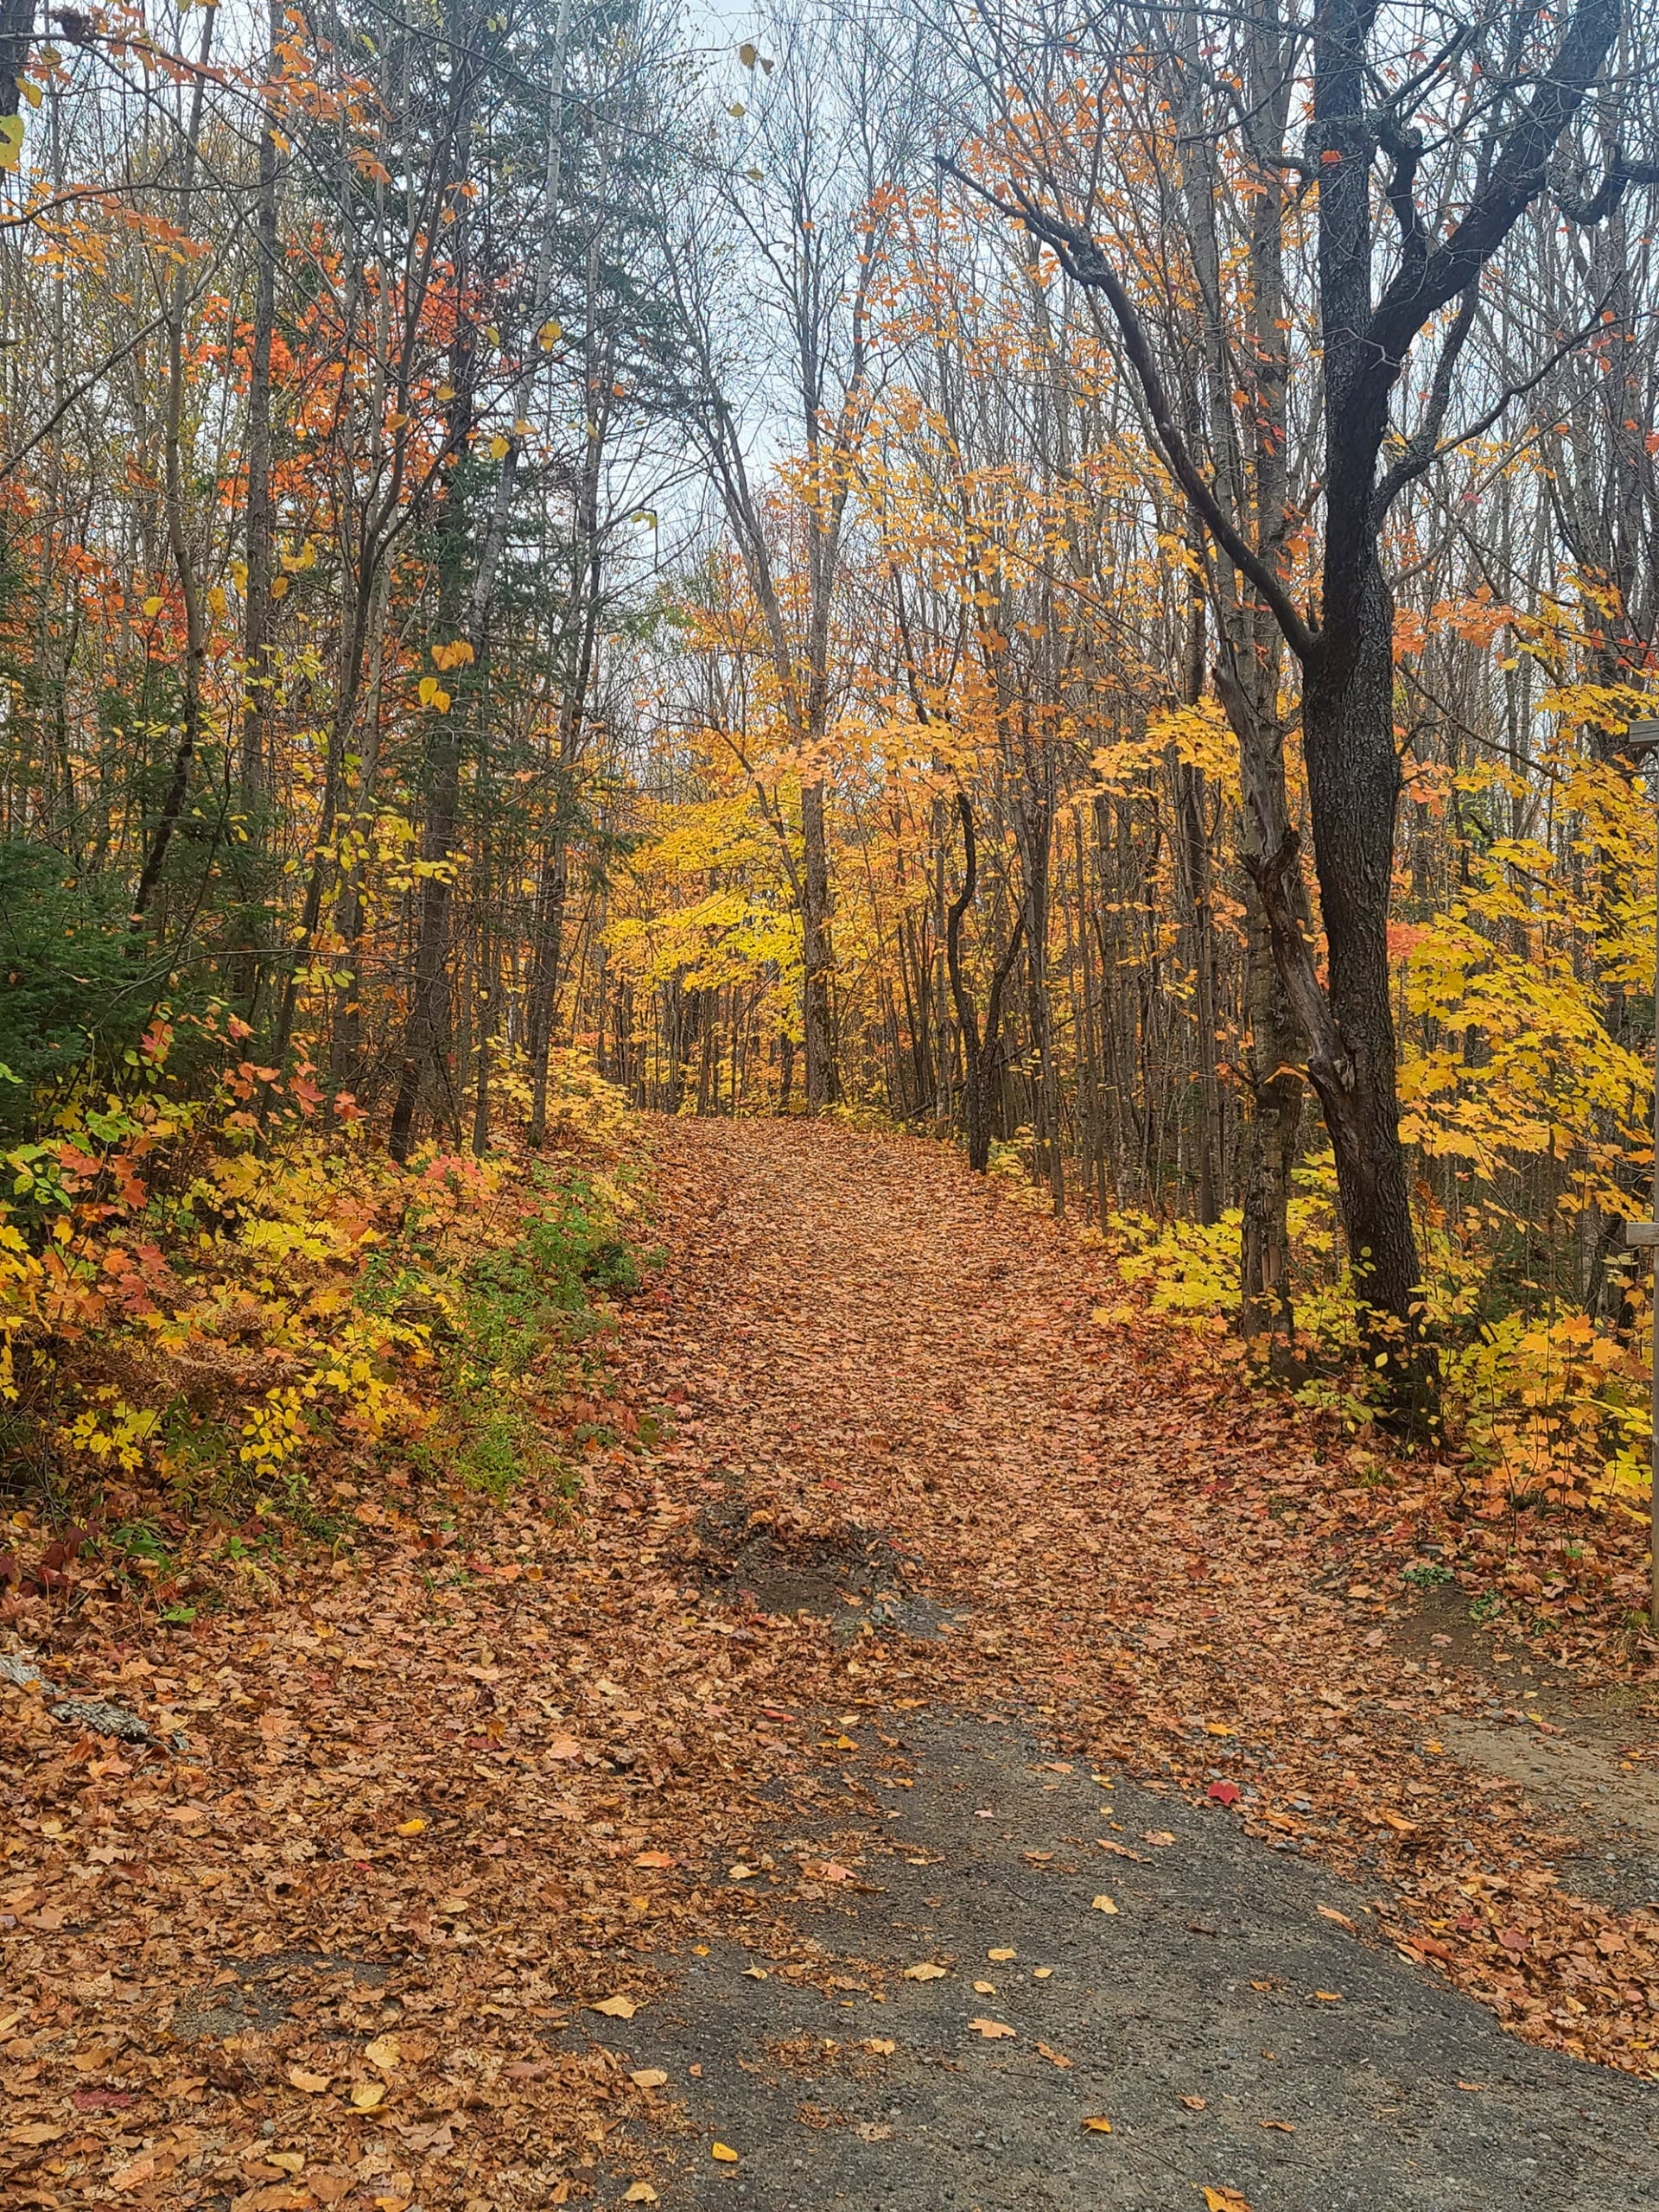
{"left": 616, "top": 1119, "right": 1659, "bottom": 2208}
{"left": 8, "top": 1118, "right": 1659, "bottom": 2212}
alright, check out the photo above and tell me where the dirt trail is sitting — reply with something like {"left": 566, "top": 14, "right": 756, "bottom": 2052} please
{"left": 613, "top": 1120, "right": 1659, "bottom": 2209}
{"left": 10, "top": 1119, "right": 1659, "bottom": 2212}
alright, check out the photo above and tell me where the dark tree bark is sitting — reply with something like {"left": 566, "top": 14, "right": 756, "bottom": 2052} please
{"left": 945, "top": 792, "right": 1026, "bottom": 1174}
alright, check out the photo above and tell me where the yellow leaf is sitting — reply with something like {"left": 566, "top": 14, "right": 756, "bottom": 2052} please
{"left": 969, "top": 2018, "right": 1014, "bottom": 2039}
{"left": 1313, "top": 1990, "right": 1343, "bottom": 2003}
{"left": 630, "top": 2068, "right": 668, "bottom": 2088}
{"left": 987, "top": 1946, "right": 1015, "bottom": 1961}
{"left": 489, "top": 434, "right": 509, "bottom": 461}
{"left": 142, "top": 594, "right": 163, "bottom": 616}
{"left": 1092, "top": 1895, "right": 1119, "bottom": 1915}
{"left": 903, "top": 1963, "right": 946, "bottom": 1981}
{"left": 1083, "top": 2115, "right": 1113, "bottom": 2133}
{"left": 287, "top": 2067, "right": 332, "bottom": 2092}
{"left": 1200, "top": 2191, "right": 1253, "bottom": 2212}
{"left": 1035, "top": 2039, "right": 1071, "bottom": 2069}
{"left": 538, "top": 319, "right": 562, "bottom": 348}
{"left": 738, "top": 39, "right": 757, "bottom": 63}
{"left": 270, "top": 575, "right": 289, "bottom": 599}
{"left": 863, "top": 2037, "right": 895, "bottom": 2055}
{"left": 396, "top": 1817, "right": 426, "bottom": 1836}
{"left": 364, "top": 2033, "right": 401, "bottom": 2070}
{"left": 973, "top": 1980, "right": 995, "bottom": 1994}
{"left": 711, "top": 2142, "right": 739, "bottom": 2162}
{"left": 1032, "top": 1967, "right": 1053, "bottom": 1980}
{"left": 623, "top": 2189, "right": 658, "bottom": 2205}
{"left": 0, "top": 114, "right": 23, "bottom": 171}
{"left": 267, "top": 2152, "right": 305, "bottom": 2173}
{"left": 385, "top": 410, "right": 409, "bottom": 432}
{"left": 590, "top": 1996, "right": 639, "bottom": 2019}
{"left": 484, "top": 324, "right": 501, "bottom": 344}
{"left": 437, "top": 383, "right": 455, "bottom": 401}
{"left": 19, "top": 79, "right": 41, "bottom": 106}
{"left": 728, "top": 1863, "right": 755, "bottom": 1879}
{"left": 349, "top": 2079, "right": 385, "bottom": 2109}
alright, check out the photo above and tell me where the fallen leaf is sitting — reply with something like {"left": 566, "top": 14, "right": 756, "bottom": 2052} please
{"left": 1035, "top": 2039, "right": 1072, "bottom": 2069}
{"left": 545, "top": 1734, "right": 583, "bottom": 1759}
{"left": 1207, "top": 1782, "right": 1241, "bottom": 1806}
{"left": 591, "top": 1996, "right": 639, "bottom": 2019}
{"left": 349, "top": 2079, "right": 386, "bottom": 2110}
{"left": 969, "top": 2018, "right": 1015, "bottom": 2038}
{"left": 1317, "top": 1906, "right": 1357, "bottom": 1931}
{"left": 623, "top": 2188, "right": 658, "bottom": 2205}
{"left": 1097, "top": 1840, "right": 1146, "bottom": 1861}
{"left": 268, "top": 2152, "right": 306, "bottom": 2174}
{"left": 634, "top": 1851, "right": 675, "bottom": 1869}
{"left": 973, "top": 1980, "right": 997, "bottom": 1993}
{"left": 1313, "top": 1991, "right": 1343, "bottom": 2003}
{"left": 364, "top": 2033, "right": 401, "bottom": 2070}
{"left": 864, "top": 2037, "right": 896, "bottom": 2055}
{"left": 1083, "top": 2115, "right": 1113, "bottom": 2133}
{"left": 1261, "top": 2119, "right": 1295, "bottom": 2133}
{"left": 1199, "top": 2191, "right": 1253, "bottom": 2212}
{"left": 1456, "top": 2081, "right": 1485, "bottom": 2092}
{"left": 988, "top": 1946, "right": 1016, "bottom": 1961}
{"left": 1091, "top": 1894, "right": 1119, "bottom": 1915}
{"left": 1032, "top": 1967, "right": 1054, "bottom": 1980}
{"left": 1145, "top": 1829, "right": 1176, "bottom": 1847}
{"left": 1179, "top": 2094, "right": 1207, "bottom": 2110}
{"left": 741, "top": 1966, "right": 768, "bottom": 1980}
{"left": 287, "top": 2067, "right": 333, "bottom": 2093}
{"left": 904, "top": 1963, "right": 947, "bottom": 1981}
{"left": 728, "top": 1863, "right": 756, "bottom": 1879}
{"left": 10, "top": 2123, "right": 65, "bottom": 2148}
{"left": 395, "top": 1818, "right": 426, "bottom": 1836}
{"left": 630, "top": 2069, "right": 669, "bottom": 2089}
{"left": 711, "top": 2142, "right": 740, "bottom": 2162}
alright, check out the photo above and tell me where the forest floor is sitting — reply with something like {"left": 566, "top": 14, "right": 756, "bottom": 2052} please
{"left": 8, "top": 1119, "right": 1659, "bottom": 2212}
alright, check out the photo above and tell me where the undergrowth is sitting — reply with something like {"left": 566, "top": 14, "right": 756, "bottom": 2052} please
{"left": 0, "top": 1027, "right": 656, "bottom": 1621}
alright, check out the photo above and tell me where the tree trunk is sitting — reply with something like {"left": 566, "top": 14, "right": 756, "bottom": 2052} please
{"left": 801, "top": 778, "right": 836, "bottom": 1109}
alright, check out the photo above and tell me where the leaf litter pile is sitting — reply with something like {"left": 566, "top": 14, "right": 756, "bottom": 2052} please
{"left": 6, "top": 1116, "right": 1659, "bottom": 2210}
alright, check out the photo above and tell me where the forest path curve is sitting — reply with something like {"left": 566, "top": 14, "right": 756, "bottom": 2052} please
{"left": 613, "top": 1118, "right": 1659, "bottom": 2211}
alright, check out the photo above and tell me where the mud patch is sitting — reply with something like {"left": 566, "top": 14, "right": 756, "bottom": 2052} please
{"left": 690, "top": 1500, "right": 967, "bottom": 1640}
{"left": 168, "top": 1948, "right": 391, "bottom": 2040}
